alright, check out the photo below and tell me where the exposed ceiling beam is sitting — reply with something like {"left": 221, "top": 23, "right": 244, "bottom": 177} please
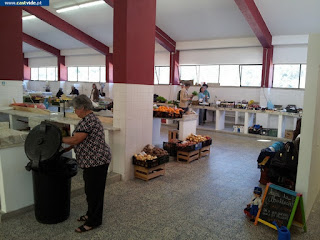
{"left": 155, "top": 26, "right": 176, "bottom": 52}
{"left": 23, "top": 33, "right": 60, "bottom": 56}
{"left": 104, "top": 0, "right": 176, "bottom": 52}
{"left": 234, "top": 0, "right": 272, "bottom": 48}
{"left": 23, "top": 6, "right": 109, "bottom": 55}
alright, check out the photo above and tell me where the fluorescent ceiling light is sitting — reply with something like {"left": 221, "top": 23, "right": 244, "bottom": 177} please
{"left": 56, "top": 1, "right": 104, "bottom": 13}
{"left": 22, "top": 15, "right": 36, "bottom": 20}
{"left": 257, "top": 139, "right": 272, "bottom": 142}
{"left": 56, "top": 5, "right": 80, "bottom": 13}
{"left": 80, "top": 1, "right": 104, "bottom": 8}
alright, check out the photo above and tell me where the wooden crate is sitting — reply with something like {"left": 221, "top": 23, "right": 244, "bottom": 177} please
{"left": 177, "top": 150, "right": 199, "bottom": 163}
{"left": 199, "top": 146, "right": 210, "bottom": 158}
{"left": 168, "top": 130, "right": 179, "bottom": 141}
{"left": 134, "top": 164, "right": 165, "bottom": 181}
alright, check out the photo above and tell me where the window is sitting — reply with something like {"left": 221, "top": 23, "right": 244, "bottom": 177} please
{"left": 78, "top": 67, "right": 89, "bottom": 82}
{"left": 31, "top": 68, "right": 38, "bottom": 80}
{"left": 180, "top": 65, "right": 198, "bottom": 83}
{"left": 219, "top": 65, "right": 240, "bottom": 86}
{"left": 299, "top": 64, "right": 306, "bottom": 89}
{"left": 240, "top": 65, "right": 262, "bottom": 87}
{"left": 154, "top": 66, "right": 170, "bottom": 84}
{"left": 273, "top": 64, "right": 301, "bottom": 88}
{"left": 30, "top": 67, "right": 58, "bottom": 81}
{"left": 89, "top": 67, "right": 100, "bottom": 82}
{"left": 38, "top": 68, "right": 46, "bottom": 80}
{"left": 101, "top": 67, "right": 106, "bottom": 82}
{"left": 67, "top": 66, "right": 105, "bottom": 82}
{"left": 68, "top": 67, "right": 77, "bottom": 81}
{"left": 199, "top": 65, "right": 219, "bottom": 84}
{"left": 46, "top": 67, "right": 56, "bottom": 81}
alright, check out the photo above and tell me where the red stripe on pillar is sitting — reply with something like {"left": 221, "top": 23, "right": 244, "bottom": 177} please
{"left": 58, "top": 56, "right": 67, "bottom": 81}
{"left": 170, "top": 51, "right": 180, "bottom": 85}
{"left": 24, "top": 58, "right": 31, "bottom": 80}
{"left": 261, "top": 47, "right": 273, "bottom": 88}
{"left": 0, "top": 8, "right": 23, "bottom": 80}
{"left": 113, "top": 0, "right": 156, "bottom": 85}
{"left": 106, "top": 54, "right": 113, "bottom": 83}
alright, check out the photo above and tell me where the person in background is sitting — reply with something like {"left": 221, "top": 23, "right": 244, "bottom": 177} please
{"left": 179, "top": 82, "right": 193, "bottom": 112}
{"left": 202, "top": 84, "right": 210, "bottom": 124}
{"left": 62, "top": 95, "right": 111, "bottom": 233}
{"left": 56, "top": 88, "right": 64, "bottom": 98}
{"left": 177, "top": 84, "right": 184, "bottom": 101}
{"left": 198, "top": 87, "right": 206, "bottom": 125}
{"left": 70, "top": 86, "right": 79, "bottom": 96}
{"left": 90, "top": 84, "right": 99, "bottom": 102}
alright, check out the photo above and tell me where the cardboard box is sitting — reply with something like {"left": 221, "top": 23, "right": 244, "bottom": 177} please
{"left": 285, "top": 130, "right": 294, "bottom": 139}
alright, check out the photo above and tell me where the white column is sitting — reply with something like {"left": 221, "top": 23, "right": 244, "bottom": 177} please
{"left": 178, "top": 117, "right": 197, "bottom": 140}
{"left": 296, "top": 34, "right": 320, "bottom": 219}
{"left": 244, "top": 112, "right": 255, "bottom": 134}
{"left": 235, "top": 111, "right": 240, "bottom": 124}
{"left": 215, "top": 109, "right": 225, "bottom": 130}
{"left": 277, "top": 115, "right": 286, "bottom": 138}
{"left": 152, "top": 118, "right": 161, "bottom": 146}
{"left": 112, "top": 84, "right": 153, "bottom": 181}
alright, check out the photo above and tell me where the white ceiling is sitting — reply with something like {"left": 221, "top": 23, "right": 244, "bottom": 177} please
{"left": 22, "top": 0, "right": 320, "bottom": 54}
{"left": 254, "top": 0, "right": 320, "bottom": 35}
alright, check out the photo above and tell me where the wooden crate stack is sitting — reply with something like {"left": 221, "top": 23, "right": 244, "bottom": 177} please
{"left": 177, "top": 145, "right": 211, "bottom": 163}
{"left": 134, "top": 164, "right": 165, "bottom": 181}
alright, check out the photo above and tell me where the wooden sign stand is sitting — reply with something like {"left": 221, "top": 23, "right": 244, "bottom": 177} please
{"left": 254, "top": 183, "right": 307, "bottom": 232}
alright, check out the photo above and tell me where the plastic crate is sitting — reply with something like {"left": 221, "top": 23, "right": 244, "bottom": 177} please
{"left": 157, "top": 155, "right": 169, "bottom": 165}
{"left": 268, "top": 129, "right": 278, "bottom": 137}
{"left": 177, "top": 142, "right": 202, "bottom": 152}
{"left": 132, "top": 156, "right": 159, "bottom": 168}
{"left": 163, "top": 142, "right": 177, "bottom": 156}
{"left": 201, "top": 139, "right": 212, "bottom": 147}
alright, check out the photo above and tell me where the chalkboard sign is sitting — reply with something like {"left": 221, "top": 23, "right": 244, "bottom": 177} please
{"left": 259, "top": 187, "right": 296, "bottom": 227}
{"left": 255, "top": 183, "right": 307, "bottom": 232}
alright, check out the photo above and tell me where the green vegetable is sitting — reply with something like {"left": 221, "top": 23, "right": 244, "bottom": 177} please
{"left": 192, "top": 91, "right": 198, "bottom": 96}
{"left": 156, "top": 96, "right": 167, "bottom": 103}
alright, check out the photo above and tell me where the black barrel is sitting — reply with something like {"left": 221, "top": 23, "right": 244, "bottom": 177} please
{"left": 25, "top": 122, "right": 77, "bottom": 224}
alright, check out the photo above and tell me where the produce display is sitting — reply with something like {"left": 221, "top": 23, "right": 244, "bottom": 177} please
{"left": 153, "top": 106, "right": 184, "bottom": 118}
{"left": 156, "top": 96, "right": 167, "bottom": 103}
{"left": 133, "top": 144, "right": 169, "bottom": 168}
{"left": 10, "top": 103, "right": 46, "bottom": 109}
{"left": 186, "top": 134, "right": 211, "bottom": 143}
{"left": 134, "top": 152, "right": 157, "bottom": 161}
{"left": 192, "top": 91, "right": 198, "bottom": 96}
{"left": 143, "top": 144, "right": 168, "bottom": 157}
{"left": 176, "top": 141, "right": 197, "bottom": 148}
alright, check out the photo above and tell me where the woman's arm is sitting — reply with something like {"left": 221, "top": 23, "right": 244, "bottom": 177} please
{"left": 62, "top": 132, "right": 88, "bottom": 145}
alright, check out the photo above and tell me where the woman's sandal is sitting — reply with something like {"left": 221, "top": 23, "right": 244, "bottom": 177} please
{"left": 75, "top": 225, "right": 94, "bottom": 233}
{"left": 77, "top": 215, "right": 88, "bottom": 222}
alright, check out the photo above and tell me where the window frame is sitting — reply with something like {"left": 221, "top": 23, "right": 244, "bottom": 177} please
{"left": 66, "top": 66, "right": 106, "bottom": 82}
{"left": 154, "top": 66, "right": 170, "bottom": 85}
{"left": 272, "top": 63, "right": 306, "bottom": 89}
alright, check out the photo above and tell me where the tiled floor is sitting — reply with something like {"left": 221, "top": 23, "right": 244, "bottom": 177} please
{"left": 0, "top": 127, "right": 319, "bottom": 240}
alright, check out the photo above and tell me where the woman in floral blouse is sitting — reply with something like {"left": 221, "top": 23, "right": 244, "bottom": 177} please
{"left": 63, "top": 94, "right": 111, "bottom": 233}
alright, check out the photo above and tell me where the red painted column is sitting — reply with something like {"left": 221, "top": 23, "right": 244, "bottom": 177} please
{"left": 261, "top": 46, "right": 274, "bottom": 88}
{"left": 58, "top": 56, "right": 67, "bottom": 81}
{"left": 24, "top": 58, "right": 31, "bottom": 80}
{"left": 0, "top": 8, "right": 23, "bottom": 80}
{"left": 106, "top": 54, "right": 113, "bottom": 83}
{"left": 170, "top": 51, "right": 180, "bottom": 85}
{"left": 113, "top": 0, "right": 156, "bottom": 85}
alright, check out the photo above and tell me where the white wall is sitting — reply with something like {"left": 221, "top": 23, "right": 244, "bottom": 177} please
{"left": 273, "top": 45, "right": 308, "bottom": 64}
{"left": 296, "top": 34, "right": 320, "bottom": 218}
{"left": 0, "top": 81, "right": 23, "bottom": 107}
{"left": 179, "top": 47, "right": 263, "bottom": 65}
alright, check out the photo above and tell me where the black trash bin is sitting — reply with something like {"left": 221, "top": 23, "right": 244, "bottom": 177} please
{"left": 25, "top": 122, "right": 77, "bottom": 224}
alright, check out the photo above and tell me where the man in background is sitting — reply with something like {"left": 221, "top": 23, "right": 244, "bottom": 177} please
{"left": 179, "top": 83, "right": 193, "bottom": 112}
{"left": 70, "top": 86, "right": 79, "bottom": 95}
